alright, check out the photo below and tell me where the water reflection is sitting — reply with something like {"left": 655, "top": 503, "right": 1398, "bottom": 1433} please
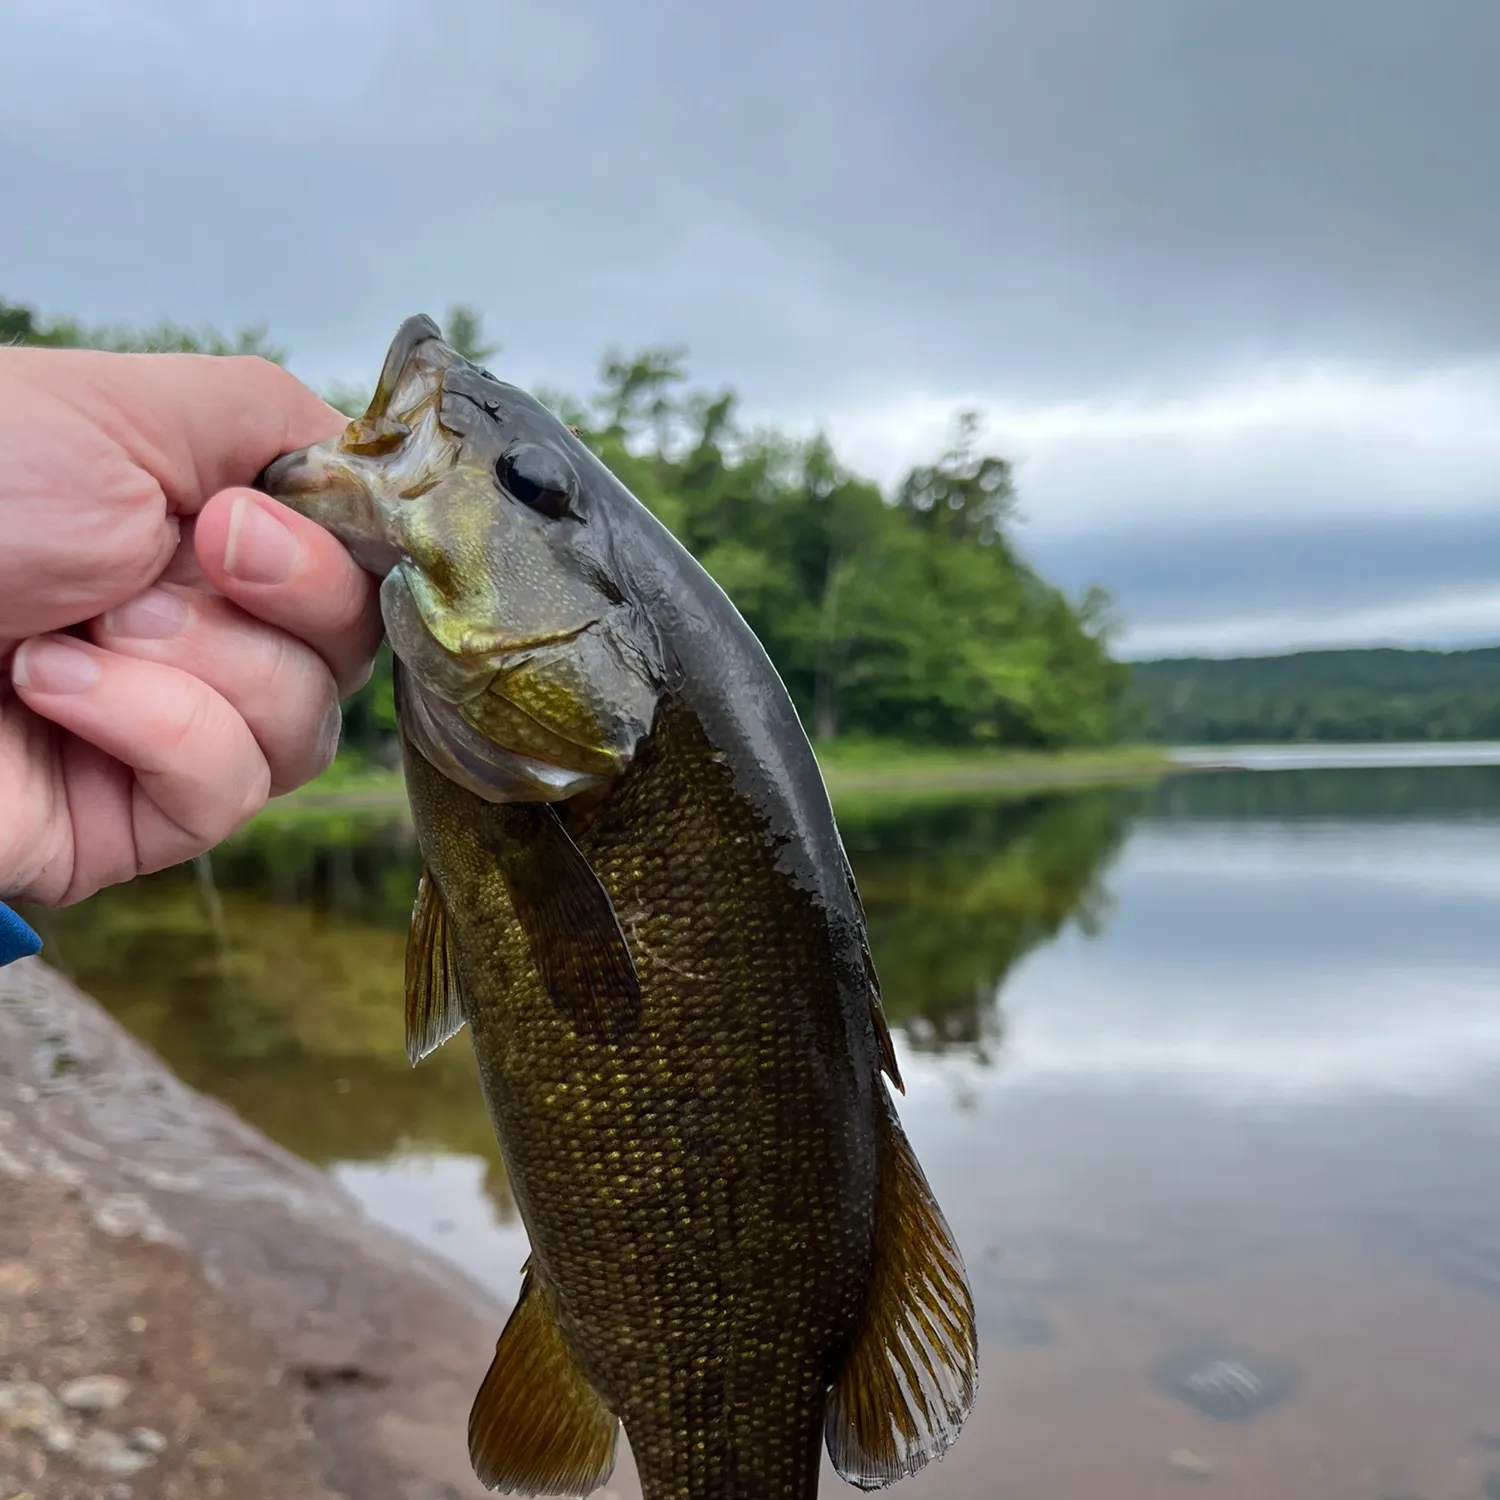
{"left": 841, "top": 789, "right": 1139, "bottom": 1058}
{"left": 23, "top": 762, "right": 1500, "bottom": 1498}
{"left": 25, "top": 785, "right": 1132, "bottom": 1233}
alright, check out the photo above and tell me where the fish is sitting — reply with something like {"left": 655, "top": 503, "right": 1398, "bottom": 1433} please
{"left": 258, "top": 315, "right": 977, "bottom": 1500}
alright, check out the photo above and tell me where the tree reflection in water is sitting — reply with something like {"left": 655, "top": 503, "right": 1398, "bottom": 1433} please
{"left": 24, "top": 784, "right": 1139, "bottom": 1218}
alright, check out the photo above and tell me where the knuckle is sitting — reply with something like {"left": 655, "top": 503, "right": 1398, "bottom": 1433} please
{"left": 157, "top": 683, "right": 220, "bottom": 765}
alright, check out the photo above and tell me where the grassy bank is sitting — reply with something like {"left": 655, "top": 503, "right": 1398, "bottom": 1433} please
{"left": 815, "top": 739, "right": 1176, "bottom": 791}
{"left": 269, "top": 742, "right": 1179, "bottom": 817}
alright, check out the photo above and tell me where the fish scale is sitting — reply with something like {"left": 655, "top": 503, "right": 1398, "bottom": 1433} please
{"left": 408, "top": 700, "right": 877, "bottom": 1498}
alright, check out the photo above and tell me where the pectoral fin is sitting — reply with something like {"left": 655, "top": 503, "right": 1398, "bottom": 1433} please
{"left": 824, "top": 1091, "right": 978, "bottom": 1489}
{"left": 404, "top": 869, "right": 466, "bottom": 1065}
{"left": 469, "top": 1269, "right": 620, "bottom": 1496}
{"left": 491, "top": 804, "right": 644, "bottom": 1043}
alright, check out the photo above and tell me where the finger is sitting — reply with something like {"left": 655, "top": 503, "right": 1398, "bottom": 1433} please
{"left": 11, "top": 635, "right": 270, "bottom": 865}
{"left": 16, "top": 345, "right": 347, "bottom": 512}
{"left": 93, "top": 584, "right": 343, "bottom": 795}
{"left": 194, "top": 489, "right": 383, "bottom": 695}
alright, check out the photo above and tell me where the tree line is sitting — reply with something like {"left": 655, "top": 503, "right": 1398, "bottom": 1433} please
{"left": 1129, "top": 647, "right": 1500, "bottom": 744}
{"left": 4, "top": 298, "right": 1130, "bottom": 754}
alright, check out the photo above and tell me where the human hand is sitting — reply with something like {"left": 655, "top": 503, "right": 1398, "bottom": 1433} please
{"left": 0, "top": 347, "right": 382, "bottom": 906}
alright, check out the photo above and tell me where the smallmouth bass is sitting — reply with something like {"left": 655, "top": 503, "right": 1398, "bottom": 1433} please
{"left": 259, "top": 316, "right": 977, "bottom": 1499}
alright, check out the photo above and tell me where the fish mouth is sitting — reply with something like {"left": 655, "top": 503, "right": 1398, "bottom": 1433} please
{"left": 255, "top": 315, "right": 468, "bottom": 573}
{"left": 255, "top": 314, "right": 458, "bottom": 495}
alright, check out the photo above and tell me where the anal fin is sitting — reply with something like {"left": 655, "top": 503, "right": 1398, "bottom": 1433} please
{"left": 825, "top": 1090, "right": 978, "bottom": 1489}
{"left": 405, "top": 868, "right": 466, "bottom": 1065}
{"left": 470, "top": 1269, "right": 619, "bottom": 1496}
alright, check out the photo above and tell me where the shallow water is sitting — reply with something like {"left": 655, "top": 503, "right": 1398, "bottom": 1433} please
{"left": 27, "top": 760, "right": 1500, "bottom": 1499}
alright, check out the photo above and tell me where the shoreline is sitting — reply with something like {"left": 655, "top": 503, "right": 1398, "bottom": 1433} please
{"left": 0, "top": 958, "right": 642, "bottom": 1500}
{"left": 271, "top": 745, "right": 1197, "bottom": 815}
{"left": 267, "top": 738, "right": 1500, "bottom": 814}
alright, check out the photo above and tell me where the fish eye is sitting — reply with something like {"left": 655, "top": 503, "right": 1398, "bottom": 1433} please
{"left": 496, "top": 444, "right": 579, "bottom": 521}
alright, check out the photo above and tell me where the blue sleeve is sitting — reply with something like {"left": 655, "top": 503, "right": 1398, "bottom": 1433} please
{"left": 0, "top": 902, "right": 42, "bottom": 967}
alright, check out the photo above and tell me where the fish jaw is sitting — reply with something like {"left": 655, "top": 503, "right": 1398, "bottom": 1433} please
{"left": 258, "top": 444, "right": 402, "bottom": 576}
{"left": 257, "top": 313, "right": 464, "bottom": 576}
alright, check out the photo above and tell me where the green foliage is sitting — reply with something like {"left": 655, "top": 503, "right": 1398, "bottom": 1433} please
{"left": 540, "top": 348, "right": 1129, "bottom": 749}
{"left": 2, "top": 296, "right": 285, "bottom": 360}
{"left": 1131, "top": 648, "right": 1500, "bottom": 744}
{"left": 4, "top": 295, "right": 1128, "bottom": 752}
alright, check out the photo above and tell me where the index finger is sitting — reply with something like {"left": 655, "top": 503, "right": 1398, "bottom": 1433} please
{"left": 194, "top": 487, "right": 383, "bottom": 695}
{"left": 19, "top": 346, "right": 348, "bottom": 514}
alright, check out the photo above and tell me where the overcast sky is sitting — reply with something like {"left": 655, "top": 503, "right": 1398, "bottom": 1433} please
{"left": 6, "top": 0, "right": 1499, "bottom": 657}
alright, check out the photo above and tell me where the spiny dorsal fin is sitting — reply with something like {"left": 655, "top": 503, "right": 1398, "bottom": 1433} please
{"left": 846, "top": 866, "right": 904, "bottom": 1093}
{"left": 491, "top": 803, "right": 644, "bottom": 1044}
{"left": 859, "top": 930, "right": 904, "bottom": 1092}
{"left": 824, "top": 1091, "right": 977, "bottom": 1489}
{"left": 405, "top": 869, "right": 466, "bottom": 1065}
{"left": 469, "top": 1269, "right": 620, "bottom": 1496}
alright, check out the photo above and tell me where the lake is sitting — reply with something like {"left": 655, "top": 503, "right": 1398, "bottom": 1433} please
{"left": 24, "top": 758, "right": 1500, "bottom": 1500}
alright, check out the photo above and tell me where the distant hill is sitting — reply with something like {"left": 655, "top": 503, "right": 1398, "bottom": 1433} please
{"left": 1129, "top": 646, "right": 1500, "bottom": 744}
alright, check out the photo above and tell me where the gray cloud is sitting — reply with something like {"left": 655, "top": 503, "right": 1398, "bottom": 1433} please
{"left": 1030, "top": 509, "right": 1500, "bottom": 656}
{"left": 3, "top": 0, "right": 1498, "bottom": 651}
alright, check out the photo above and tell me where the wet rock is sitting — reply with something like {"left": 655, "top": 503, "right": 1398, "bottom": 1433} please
{"left": 0, "top": 1262, "right": 38, "bottom": 1299}
{"left": 0, "top": 1383, "right": 55, "bottom": 1428}
{"left": 0, "top": 1381, "right": 77, "bottom": 1453}
{"left": 1150, "top": 1342, "right": 1300, "bottom": 1423}
{"left": 90, "top": 1193, "right": 178, "bottom": 1246}
{"left": 1166, "top": 1448, "right": 1215, "bottom": 1480}
{"left": 126, "top": 1426, "right": 168, "bottom": 1455}
{"left": 74, "top": 1429, "right": 155, "bottom": 1476}
{"left": 58, "top": 1374, "right": 130, "bottom": 1414}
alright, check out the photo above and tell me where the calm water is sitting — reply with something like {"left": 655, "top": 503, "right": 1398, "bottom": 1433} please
{"left": 25, "top": 761, "right": 1500, "bottom": 1500}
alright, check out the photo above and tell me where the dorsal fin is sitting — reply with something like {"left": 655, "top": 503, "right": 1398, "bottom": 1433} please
{"left": 405, "top": 868, "right": 466, "bottom": 1065}
{"left": 861, "top": 934, "right": 904, "bottom": 1092}
{"left": 469, "top": 1268, "right": 620, "bottom": 1496}
{"left": 824, "top": 1091, "right": 977, "bottom": 1488}
{"left": 845, "top": 864, "right": 904, "bottom": 1092}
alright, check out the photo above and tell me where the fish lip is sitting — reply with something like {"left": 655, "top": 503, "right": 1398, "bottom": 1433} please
{"left": 255, "top": 450, "right": 306, "bottom": 495}
{"left": 369, "top": 314, "right": 450, "bottom": 420}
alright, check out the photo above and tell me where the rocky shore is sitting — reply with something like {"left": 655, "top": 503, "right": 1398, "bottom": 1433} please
{"left": 0, "top": 957, "right": 637, "bottom": 1500}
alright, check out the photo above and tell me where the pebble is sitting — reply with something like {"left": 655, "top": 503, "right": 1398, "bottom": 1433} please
{"left": 0, "top": 1382, "right": 76, "bottom": 1454}
{"left": 105, "top": 1488, "right": 134, "bottom": 1500}
{"left": 58, "top": 1374, "right": 130, "bottom": 1415}
{"left": 1167, "top": 1448, "right": 1216, "bottom": 1480}
{"left": 74, "top": 1430, "right": 154, "bottom": 1477}
{"left": 127, "top": 1426, "right": 168, "bottom": 1455}
{"left": 0, "top": 1263, "right": 38, "bottom": 1299}
{"left": 125, "top": 1315, "right": 148, "bottom": 1334}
